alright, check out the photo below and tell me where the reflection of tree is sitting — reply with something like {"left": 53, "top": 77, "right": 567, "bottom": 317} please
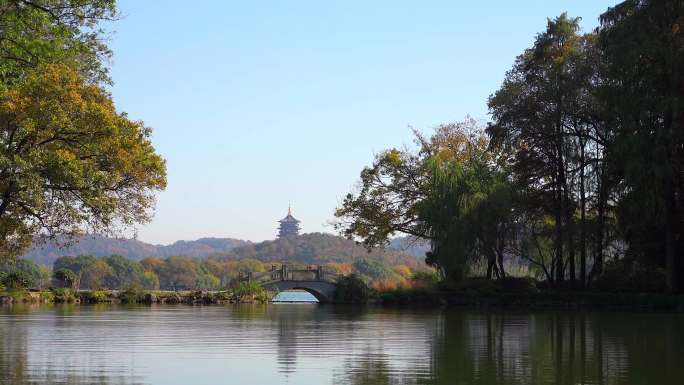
{"left": 0, "top": 305, "right": 136, "bottom": 385}
{"left": 0, "top": 306, "right": 29, "bottom": 384}
{"left": 415, "top": 311, "right": 684, "bottom": 385}
{"left": 333, "top": 350, "right": 394, "bottom": 385}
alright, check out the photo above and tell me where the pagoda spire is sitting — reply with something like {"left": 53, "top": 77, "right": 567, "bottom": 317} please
{"left": 288, "top": 204, "right": 292, "bottom": 216}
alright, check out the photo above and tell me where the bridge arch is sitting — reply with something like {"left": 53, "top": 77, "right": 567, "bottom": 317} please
{"left": 264, "top": 280, "right": 337, "bottom": 303}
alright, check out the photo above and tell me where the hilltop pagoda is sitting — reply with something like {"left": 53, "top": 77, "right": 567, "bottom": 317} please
{"left": 277, "top": 205, "right": 301, "bottom": 238}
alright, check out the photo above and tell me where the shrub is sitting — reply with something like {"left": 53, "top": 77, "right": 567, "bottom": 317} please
{"left": 592, "top": 260, "right": 666, "bottom": 293}
{"left": 334, "top": 274, "right": 369, "bottom": 303}
{"left": 119, "top": 289, "right": 144, "bottom": 304}
{"left": 1, "top": 271, "right": 32, "bottom": 289}
{"left": 411, "top": 270, "right": 441, "bottom": 287}
{"left": 51, "top": 288, "right": 77, "bottom": 303}
{"left": 372, "top": 278, "right": 400, "bottom": 292}
{"left": 79, "top": 290, "right": 109, "bottom": 303}
{"left": 233, "top": 282, "right": 268, "bottom": 302}
{"left": 40, "top": 290, "right": 55, "bottom": 303}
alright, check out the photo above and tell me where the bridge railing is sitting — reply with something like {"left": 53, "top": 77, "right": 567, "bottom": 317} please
{"left": 239, "top": 265, "right": 341, "bottom": 284}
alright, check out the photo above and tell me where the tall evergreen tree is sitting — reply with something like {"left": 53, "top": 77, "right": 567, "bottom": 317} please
{"left": 599, "top": 0, "right": 684, "bottom": 292}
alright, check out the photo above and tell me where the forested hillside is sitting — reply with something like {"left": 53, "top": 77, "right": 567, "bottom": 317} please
{"left": 22, "top": 235, "right": 250, "bottom": 265}
{"left": 220, "top": 233, "right": 422, "bottom": 268}
{"left": 22, "top": 233, "right": 423, "bottom": 270}
{"left": 6, "top": 233, "right": 429, "bottom": 291}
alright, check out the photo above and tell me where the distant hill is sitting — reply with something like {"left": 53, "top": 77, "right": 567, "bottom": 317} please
{"left": 22, "top": 233, "right": 426, "bottom": 269}
{"left": 220, "top": 233, "right": 424, "bottom": 269}
{"left": 22, "top": 235, "right": 250, "bottom": 266}
{"left": 387, "top": 236, "right": 430, "bottom": 258}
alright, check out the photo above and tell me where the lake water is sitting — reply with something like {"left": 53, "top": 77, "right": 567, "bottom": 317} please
{"left": 0, "top": 305, "right": 682, "bottom": 385}
{"left": 272, "top": 290, "right": 319, "bottom": 302}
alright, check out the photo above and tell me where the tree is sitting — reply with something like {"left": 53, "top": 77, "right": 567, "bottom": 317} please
{"left": 337, "top": 118, "right": 517, "bottom": 282}
{"left": 203, "top": 259, "right": 238, "bottom": 288}
{"left": 53, "top": 255, "right": 96, "bottom": 288}
{"left": 53, "top": 267, "right": 77, "bottom": 289}
{"left": 141, "top": 270, "right": 160, "bottom": 290}
{"left": 0, "top": 270, "right": 30, "bottom": 289}
{"left": 0, "top": 0, "right": 117, "bottom": 87}
{"left": 599, "top": 0, "right": 684, "bottom": 292}
{"left": 81, "top": 259, "right": 113, "bottom": 289}
{"left": 488, "top": 14, "right": 603, "bottom": 286}
{"left": 417, "top": 153, "right": 515, "bottom": 281}
{"left": 1, "top": 258, "right": 49, "bottom": 288}
{"left": 0, "top": 64, "right": 167, "bottom": 259}
{"left": 103, "top": 255, "right": 144, "bottom": 289}
{"left": 336, "top": 118, "right": 492, "bottom": 249}
{"left": 157, "top": 256, "right": 199, "bottom": 291}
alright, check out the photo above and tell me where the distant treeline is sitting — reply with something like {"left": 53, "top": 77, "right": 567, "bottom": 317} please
{"left": 22, "top": 233, "right": 424, "bottom": 269}
{"left": 0, "top": 253, "right": 426, "bottom": 292}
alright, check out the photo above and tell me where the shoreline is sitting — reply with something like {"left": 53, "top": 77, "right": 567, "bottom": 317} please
{"left": 1, "top": 288, "right": 683, "bottom": 312}
{"left": 375, "top": 289, "right": 684, "bottom": 312}
{"left": 0, "top": 289, "right": 268, "bottom": 305}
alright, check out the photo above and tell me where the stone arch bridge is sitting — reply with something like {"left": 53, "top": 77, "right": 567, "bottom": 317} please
{"left": 240, "top": 265, "right": 341, "bottom": 303}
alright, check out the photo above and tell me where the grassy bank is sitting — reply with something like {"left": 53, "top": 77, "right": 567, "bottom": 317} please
{"left": 0, "top": 283, "right": 270, "bottom": 305}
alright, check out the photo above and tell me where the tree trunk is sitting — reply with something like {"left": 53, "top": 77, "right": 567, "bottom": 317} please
{"left": 591, "top": 154, "right": 606, "bottom": 282}
{"left": 555, "top": 163, "right": 565, "bottom": 284}
{"left": 579, "top": 139, "right": 587, "bottom": 288}
{"left": 565, "top": 181, "right": 576, "bottom": 285}
{"left": 665, "top": 183, "right": 677, "bottom": 293}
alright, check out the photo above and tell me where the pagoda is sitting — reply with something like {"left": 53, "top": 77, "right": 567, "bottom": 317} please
{"left": 277, "top": 205, "right": 301, "bottom": 238}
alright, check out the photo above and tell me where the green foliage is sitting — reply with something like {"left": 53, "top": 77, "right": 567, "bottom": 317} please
{"left": 412, "top": 270, "right": 441, "bottom": 285}
{"left": 141, "top": 270, "right": 160, "bottom": 290}
{"left": 155, "top": 256, "right": 200, "bottom": 290}
{"left": 53, "top": 268, "right": 77, "bottom": 289}
{"left": 0, "top": 271, "right": 30, "bottom": 289}
{"left": 103, "top": 255, "right": 145, "bottom": 289}
{"left": 598, "top": 0, "right": 684, "bottom": 291}
{"left": 79, "top": 290, "right": 109, "bottom": 304}
{"left": 39, "top": 290, "right": 55, "bottom": 303}
{"left": 51, "top": 287, "right": 77, "bottom": 303}
{"left": 233, "top": 282, "right": 268, "bottom": 303}
{"left": 0, "top": 0, "right": 116, "bottom": 87}
{"left": 0, "top": 64, "right": 167, "bottom": 260}
{"left": 352, "top": 258, "right": 398, "bottom": 283}
{"left": 334, "top": 274, "right": 370, "bottom": 303}
{"left": 0, "top": 258, "right": 49, "bottom": 289}
{"left": 335, "top": 117, "right": 491, "bottom": 249}
{"left": 119, "top": 289, "right": 144, "bottom": 304}
{"left": 336, "top": 5, "right": 684, "bottom": 293}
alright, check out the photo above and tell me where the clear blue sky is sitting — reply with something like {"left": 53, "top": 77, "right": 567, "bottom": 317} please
{"left": 108, "top": 0, "right": 619, "bottom": 245}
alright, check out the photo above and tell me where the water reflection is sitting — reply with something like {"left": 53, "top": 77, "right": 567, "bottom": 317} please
{"left": 0, "top": 305, "right": 682, "bottom": 385}
{"left": 420, "top": 311, "right": 684, "bottom": 385}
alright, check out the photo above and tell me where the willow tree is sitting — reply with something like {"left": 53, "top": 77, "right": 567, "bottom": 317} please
{"left": 336, "top": 118, "right": 516, "bottom": 281}
{"left": 335, "top": 118, "right": 490, "bottom": 248}
{"left": 0, "top": 64, "right": 167, "bottom": 259}
{"left": 418, "top": 154, "right": 515, "bottom": 281}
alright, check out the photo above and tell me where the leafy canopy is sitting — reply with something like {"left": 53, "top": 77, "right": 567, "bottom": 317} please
{"left": 0, "top": 0, "right": 117, "bottom": 87}
{"left": 0, "top": 64, "right": 166, "bottom": 258}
